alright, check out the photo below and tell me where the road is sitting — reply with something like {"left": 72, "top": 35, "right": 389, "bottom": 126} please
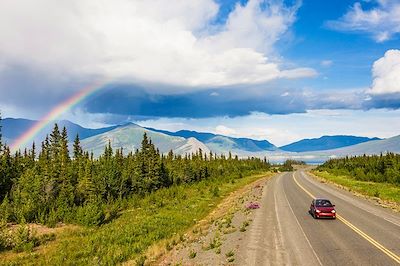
{"left": 238, "top": 170, "right": 400, "bottom": 265}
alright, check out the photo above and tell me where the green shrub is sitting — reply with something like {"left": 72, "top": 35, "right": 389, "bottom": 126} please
{"left": 37, "top": 233, "right": 56, "bottom": 245}
{"left": 76, "top": 201, "right": 105, "bottom": 226}
{"left": 46, "top": 208, "right": 58, "bottom": 228}
{"left": 0, "top": 220, "right": 11, "bottom": 251}
{"left": 104, "top": 203, "right": 120, "bottom": 223}
{"left": 226, "top": 250, "right": 235, "bottom": 257}
{"left": 0, "top": 196, "right": 12, "bottom": 222}
{"left": 189, "top": 249, "right": 197, "bottom": 259}
{"left": 135, "top": 255, "right": 146, "bottom": 266}
{"left": 12, "top": 224, "right": 38, "bottom": 253}
{"left": 211, "top": 186, "right": 220, "bottom": 197}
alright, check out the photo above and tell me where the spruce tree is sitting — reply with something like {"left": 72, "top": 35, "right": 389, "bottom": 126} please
{"left": 0, "top": 145, "right": 12, "bottom": 202}
{"left": 60, "top": 127, "right": 70, "bottom": 166}
{"left": 49, "top": 123, "right": 61, "bottom": 161}
{"left": 30, "top": 142, "right": 36, "bottom": 161}
{"left": 0, "top": 112, "right": 2, "bottom": 152}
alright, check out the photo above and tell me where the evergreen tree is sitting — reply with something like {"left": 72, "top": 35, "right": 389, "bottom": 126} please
{"left": 0, "top": 125, "right": 271, "bottom": 225}
{"left": 73, "top": 134, "right": 83, "bottom": 160}
{"left": 0, "top": 112, "right": 2, "bottom": 152}
{"left": 49, "top": 123, "right": 61, "bottom": 161}
{"left": 60, "top": 127, "right": 70, "bottom": 167}
{"left": 0, "top": 146, "right": 12, "bottom": 202}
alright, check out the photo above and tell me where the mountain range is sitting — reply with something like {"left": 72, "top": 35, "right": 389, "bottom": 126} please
{"left": 147, "top": 128, "right": 277, "bottom": 152}
{"left": 1, "top": 118, "right": 398, "bottom": 162}
{"left": 2, "top": 118, "right": 119, "bottom": 144}
{"left": 80, "top": 123, "right": 211, "bottom": 157}
{"left": 279, "top": 135, "right": 381, "bottom": 152}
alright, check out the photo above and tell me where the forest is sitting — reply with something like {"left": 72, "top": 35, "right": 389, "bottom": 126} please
{"left": 0, "top": 118, "right": 270, "bottom": 229}
{"left": 317, "top": 153, "right": 400, "bottom": 184}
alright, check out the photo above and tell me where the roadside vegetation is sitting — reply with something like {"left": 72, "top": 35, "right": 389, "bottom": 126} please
{"left": 277, "top": 159, "right": 306, "bottom": 172}
{"left": 0, "top": 115, "right": 270, "bottom": 264}
{"left": 313, "top": 153, "right": 400, "bottom": 204}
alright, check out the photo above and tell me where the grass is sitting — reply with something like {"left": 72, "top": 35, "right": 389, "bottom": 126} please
{"left": 239, "top": 220, "right": 250, "bottom": 232}
{"left": 225, "top": 250, "right": 234, "bottom": 257}
{"left": 188, "top": 250, "right": 196, "bottom": 259}
{"left": 227, "top": 256, "right": 235, "bottom": 263}
{"left": 312, "top": 170, "right": 400, "bottom": 204}
{"left": 206, "top": 232, "right": 222, "bottom": 250}
{"left": 0, "top": 171, "right": 269, "bottom": 265}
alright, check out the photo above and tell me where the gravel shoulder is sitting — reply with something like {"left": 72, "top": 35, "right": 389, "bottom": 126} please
{"left": 156, "top": 174, "right": 271, "bottom": 265}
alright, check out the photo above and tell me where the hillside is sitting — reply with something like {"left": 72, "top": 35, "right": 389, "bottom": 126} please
{"left": 81, "top": 124, "right": 210, "bottom": 156}
{"left": 280, "top": 135, "right": 380, "bottom": 152}
{"left": 316, "top": 135, "right": 400, "bottom": 156}
{"left": 147, "top": 128, "right": 277, "bottom": 152}
{"left": 2, "top": 118, "right": 119, "bottom": 145}
{"left": 3, "top": 118, "right": 398, "bottom": 161}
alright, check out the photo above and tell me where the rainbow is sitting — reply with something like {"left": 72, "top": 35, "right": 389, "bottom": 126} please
{"left": 10, "top": 80, "right": 106, "bottom": 152}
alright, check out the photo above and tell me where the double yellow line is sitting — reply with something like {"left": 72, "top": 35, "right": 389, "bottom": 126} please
{"left": 293, "top": 173, "right": 400, "bottom": 264}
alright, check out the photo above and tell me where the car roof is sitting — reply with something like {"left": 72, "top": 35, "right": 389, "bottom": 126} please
{"left": 314, "top": 198, "right": 331, "bottom": 201}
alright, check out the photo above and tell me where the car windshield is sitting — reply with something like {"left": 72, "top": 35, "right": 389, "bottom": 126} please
{"left": 315, "top": 199, "right": 333, "bottom": 207}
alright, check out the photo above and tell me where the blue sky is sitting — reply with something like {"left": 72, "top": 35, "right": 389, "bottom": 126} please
{"left": 0, "top": 0, "right": 399, "bottom": 145}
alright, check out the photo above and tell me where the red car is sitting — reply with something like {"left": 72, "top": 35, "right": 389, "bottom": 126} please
{"left": 309, "top": 198, "right": 336, "bottom": 219}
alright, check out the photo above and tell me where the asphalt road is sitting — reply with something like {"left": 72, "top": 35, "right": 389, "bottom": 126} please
{"left": 238, "top": 170, "right": 400, "bottom": 266}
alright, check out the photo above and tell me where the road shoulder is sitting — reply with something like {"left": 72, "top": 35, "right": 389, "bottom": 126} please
{"left": 153, "top": 174, "right": 271, "bottom": 265}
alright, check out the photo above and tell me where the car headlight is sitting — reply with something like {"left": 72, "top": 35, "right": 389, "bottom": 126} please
{"left": 331, "top": 210, "right": 336, "bottom": 213}
{"left": 316, "top": 210, "right": 321, "bottom": 213}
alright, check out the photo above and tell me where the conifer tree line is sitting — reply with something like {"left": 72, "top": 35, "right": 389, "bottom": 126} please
{"left": 317, "top": 153, "right": 400, "bottom": 184}
{"left": 0, "top": 116, "right": 270, "bottom": 226}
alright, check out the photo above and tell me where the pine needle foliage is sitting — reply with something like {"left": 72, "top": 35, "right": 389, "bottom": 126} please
{"left": 0, "top": 123, "right": 270, "bottom": 227}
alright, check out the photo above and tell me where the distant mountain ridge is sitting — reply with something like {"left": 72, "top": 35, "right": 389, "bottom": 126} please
{"left": 2, "top": 117, "right": 396, "bottom": 161}
{"left": 2, "top": 118, "right": 120, "bottom": 144}
{"left": 80, "top": 123, "right": 210, "bottom": 157}
{"left": 279, "top": 135, "right": 381, "bottom": 152}
{"left": 146, "top": 128, "right": 277, "bottom": 152}
{"left": 310, "top": 135, "right": 400, "bottom": 156}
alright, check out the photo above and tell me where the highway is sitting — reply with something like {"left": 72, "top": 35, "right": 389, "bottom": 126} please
{"left": 238, "top": 170, "right": 400, "bottom": 266}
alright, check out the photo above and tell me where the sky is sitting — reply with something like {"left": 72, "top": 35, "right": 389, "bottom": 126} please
{"left": 0, "top": 0, "right": 400, "bottom": 146}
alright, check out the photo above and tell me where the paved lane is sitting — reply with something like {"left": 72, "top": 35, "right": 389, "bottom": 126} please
{"left": 240, "top": 170, "right": 400, "bottom": 265}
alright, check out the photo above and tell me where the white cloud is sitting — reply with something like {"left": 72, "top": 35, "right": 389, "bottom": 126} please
{"left": 321, "top": 60, "right": 333, "bottom": 67}
{"left": 215, "top": 125, "right": 237, "bottom": 136}
{"left": 199, "top": 0, "right": 300, "bottom": 53}
{"left": 368, "top": 49, "right": 400, "bottom": 94}
{"left": 326, "top": 1, "right": 400, "bottom": 42}
{"left": 0, "top": 0, "right": 314, "bottom": 91}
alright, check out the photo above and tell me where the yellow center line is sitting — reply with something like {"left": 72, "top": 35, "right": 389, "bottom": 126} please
{"left": 292, "top": 172, "right": 400, "bottom": 264}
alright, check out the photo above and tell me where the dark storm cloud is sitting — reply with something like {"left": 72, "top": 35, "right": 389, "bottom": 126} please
{"left": 363, "top": 93, "right": 400, "bottom": 110}
{"left": 0, "top": 64, "right": 92, "bottom": 116}
{"left": 82, "top": 83, "right": 311, "bottom": 118}
{"left": 81, "top": 83, "right": 376, "bottom": 119}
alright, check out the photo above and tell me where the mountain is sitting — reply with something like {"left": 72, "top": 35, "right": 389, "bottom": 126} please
{"left": 1, "top": 118, "right": 36, "bottom": 140}
{"left": 314, "top": 135, "right": 400, "bottom": 156}
{"left": 279, "top": 135, "right": 381, "bottom": 152}
{"left": 3, "top": 117, "right": 397, "bottom": 162}
{"left": 2, "top": 118, "right": 119, "bottom": 146}
{"left": 173, "top": 137, "right": 211, "bottom": 155}
{"left": 277, "top": 135, "right": 400, "bottom": 163}
{"left": 146, "top": 128, "right": 277, "bottom": 152}
{"left": 81, "top": 124, "right": 210, "bottom": 157}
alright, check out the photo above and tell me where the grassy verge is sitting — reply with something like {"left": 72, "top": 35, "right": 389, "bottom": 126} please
{"left": 0, "top": 171, "right": 270, "bottom": 265}
{"left": 311, "top": 170, "right": 400, "bottom": 208}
